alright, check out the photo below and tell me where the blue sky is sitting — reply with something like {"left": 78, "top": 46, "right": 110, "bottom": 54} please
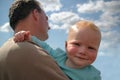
{"left": 0, "top": 0, "right": 120, "bottom": 80}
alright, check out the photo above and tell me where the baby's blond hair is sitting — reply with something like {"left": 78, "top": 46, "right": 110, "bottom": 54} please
{"left": 67, "top": 20, "right": 101, "bottom": 41}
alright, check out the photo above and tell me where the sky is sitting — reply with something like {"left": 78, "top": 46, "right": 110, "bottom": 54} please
{"left": 0, "top": 0, "right": 120, "bottom": 80}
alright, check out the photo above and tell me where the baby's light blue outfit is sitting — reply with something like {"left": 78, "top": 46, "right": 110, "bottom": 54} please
{"left": 32, "top": 36, "right": 101, "bottom": 80}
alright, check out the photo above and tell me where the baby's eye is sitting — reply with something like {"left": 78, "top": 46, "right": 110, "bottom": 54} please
{"left": 73, "top": 43, "right": 80, "bottom": 46}
{"left": 88, "top": 47, "right": 95, "bottom": 50}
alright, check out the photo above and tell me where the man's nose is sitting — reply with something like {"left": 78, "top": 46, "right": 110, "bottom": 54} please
{"left": 46, "top": 16, "right": 48, "bottom": 21}
{"left": 48, "top": 26, "right": 50, "bottom": 30}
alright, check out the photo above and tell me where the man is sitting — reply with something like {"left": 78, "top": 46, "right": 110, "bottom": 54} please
{"left": 0, "top": 0, "right": 69, "bottom": 80}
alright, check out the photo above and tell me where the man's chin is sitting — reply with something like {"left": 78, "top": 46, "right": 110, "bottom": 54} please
{"left": 42, "top": 35, "right": 49, "bottom": 41}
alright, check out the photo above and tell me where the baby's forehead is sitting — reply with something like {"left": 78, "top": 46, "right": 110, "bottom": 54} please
{"left": 70, "top": 25, "right": 92, "bottom": 33}
{"left": 71, "top": 25, "right": 78, "bottom": 32}
{"left": 70, "top": 22, "right": 100, "bottom": 33}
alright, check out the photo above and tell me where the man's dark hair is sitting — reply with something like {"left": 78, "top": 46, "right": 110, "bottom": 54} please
{"left": 9, "top": 0, "right": 42, "bottom": 30}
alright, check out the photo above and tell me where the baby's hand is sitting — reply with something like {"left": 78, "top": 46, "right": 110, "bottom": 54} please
{"left": 14, "top": 31, "right": 31, "bottom": 42}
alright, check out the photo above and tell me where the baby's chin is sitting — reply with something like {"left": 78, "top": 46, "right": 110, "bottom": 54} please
{"left": 74, "top": 61, "right": 92, "bottom": 68}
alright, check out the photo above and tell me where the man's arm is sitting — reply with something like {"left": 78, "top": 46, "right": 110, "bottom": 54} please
{"left": 0, "top": 41, "right": 69, "bottom": 80}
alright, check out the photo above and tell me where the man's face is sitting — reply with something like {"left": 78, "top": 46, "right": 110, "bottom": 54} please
{"left": 36, "top": 10, "right": 50, "bottom": 41}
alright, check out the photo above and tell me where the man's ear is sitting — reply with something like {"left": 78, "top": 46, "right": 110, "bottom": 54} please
{"left": 32, "top": 9, "right": 39, "bottom": 21}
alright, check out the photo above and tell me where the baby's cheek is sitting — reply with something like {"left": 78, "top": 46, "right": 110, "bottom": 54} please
{"left": 67, "top": 47, "right": 78, "bottom": 56}
{"left": 89, "top": 54, "right": 97, "bottom": 62}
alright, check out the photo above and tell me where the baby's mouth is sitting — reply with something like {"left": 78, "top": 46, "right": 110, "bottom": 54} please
{"left": 76, "top": 54, "right": 88, "bottom": 60}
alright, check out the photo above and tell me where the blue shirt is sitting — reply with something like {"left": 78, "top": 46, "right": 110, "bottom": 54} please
{"left": 32, "top": 36, "right": 101, "bottom": 80}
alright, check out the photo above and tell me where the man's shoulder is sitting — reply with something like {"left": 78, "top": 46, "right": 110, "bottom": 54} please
{"left": 0, "top": 38, "right": 46, "bottom": 54}
{"left": 1, "top": 38, "right": 37, "bottom": 49}
{"left": 0, "top": 38, "right": 49, "bottom": 61}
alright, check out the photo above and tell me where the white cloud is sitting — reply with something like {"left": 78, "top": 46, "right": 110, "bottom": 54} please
{"left": 76, "top": 0, "right": 120, "bottom": 30}
{"left": 0, "top": 22, "right": 13, "bottom": 32}
{"left": 102, "top": 31, "right": 120, "bottom": 42}
{"left": 49, "top": 12, "right": 81, "bottom": 30}
{"left": 103, "top": 1, "right": 120, "bottom": 14}
{"left": 77, "top": 0, "right": 120, "bottom": 30}
{"left": 98, "top": 30, "right": 120, "bottom": 56}
{"left": 77, "top": 0, "right": 104, "bottom": 13}
{"left": 49, "top": 23, "right": 60, "bottom": 29}
{"left": 94, "top": 15, "right": 120, "bottom": 31}
{"left": 38, "top": 0, "right": 62, "bottom": 12}
{"left": 77, "top": 0, "right": 120, "bottom": 14}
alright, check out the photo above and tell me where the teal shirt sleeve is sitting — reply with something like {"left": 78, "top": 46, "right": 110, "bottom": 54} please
{"left": 31, "top": 36, "right": 56, "bottom": 58}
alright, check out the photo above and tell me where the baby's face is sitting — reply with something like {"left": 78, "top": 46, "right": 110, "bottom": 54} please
{"left": 65, "top": 26, "right": 101, "bottom": 68}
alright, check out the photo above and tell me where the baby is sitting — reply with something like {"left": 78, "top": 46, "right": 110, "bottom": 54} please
{"left": 14, "top": 20, "right": 101, "bottom": 80}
